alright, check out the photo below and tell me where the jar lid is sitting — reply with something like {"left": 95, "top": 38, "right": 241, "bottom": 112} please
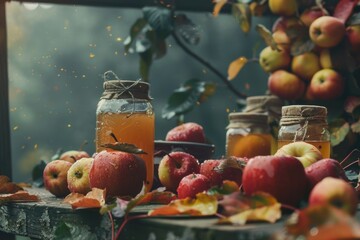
{"left": 280, "top": 105, "right": 328, "bottom": 125}
{"left": 101, "top": 80, "right": 152, "bottom": 100}
{"left": 244, "top": 95, "right": 283, "bottom": 120}
{"left": 227, "top": 112, "right": 269, "bottom": 129}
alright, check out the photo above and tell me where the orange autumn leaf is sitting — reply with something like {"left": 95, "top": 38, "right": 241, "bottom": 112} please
{"left": 148, "top": 193, "right": 217, "bottom": 217}
{"left": 227, "top": 57, "right": 248, "bottom": 80}
{"left": 275, "top": 205, "right": 360, "bottom": 239}
{"left": 218, "top": 191, "right": 281, "bottom": 225}
{"left": 0, "top": 190, "right": 39, "bottom": 204}
{"left": 63, "top": 188, "right": 106, "bottom": 209}
{"left": 0, "top": 175, "right": 24, "bottom": 194}
{"left": 213, "top": 0, "right": 227, "bottom": 17}
{"left": 137, "top": 190, "right": 176, "bottom": 205}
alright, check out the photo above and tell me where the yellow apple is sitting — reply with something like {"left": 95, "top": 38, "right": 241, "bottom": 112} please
{"left": 291, "top": 52, "right": 321, "bottom": 81}
{"left": 319, "top": 48, "right": 333, "bottom": 69}
{"left": 259, "top": 46, "right": 291, "bottom": 73}
{"left": 268, "top": 0, "right": 297, "bottom": 17}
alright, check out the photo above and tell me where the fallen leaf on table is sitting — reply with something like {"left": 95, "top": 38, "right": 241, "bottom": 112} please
{"left": 63, "top": 188, "right": 106, "bottom": 209}
{"left": 217, "top": 191, "right": 281, "bottom": 225}
{"left": 0, "top": 190, "right": 39, "bottom": 204}
{"left": 148, "top": 193, "right": 218, "bottom": 217}
{"left": 0, "top": 175, "right": 23, "bottom": 194}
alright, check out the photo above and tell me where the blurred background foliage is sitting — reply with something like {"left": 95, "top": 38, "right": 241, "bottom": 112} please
{"left": 7, "top": 2, "right": 272, "bottom": 182}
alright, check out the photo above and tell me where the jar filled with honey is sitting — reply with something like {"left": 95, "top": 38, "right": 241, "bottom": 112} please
{"left": 96, "top": 79, "right": 155, "bottom": 192}
{"left": 226, "top": 113, "right": 273, "bottom": 158}
{"left": 278, "top": 105, "right": 330, "bottom": 158}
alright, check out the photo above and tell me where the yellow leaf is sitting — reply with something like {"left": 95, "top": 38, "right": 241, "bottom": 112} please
{"left": 227, "top": 57, "right": 248, "bottom": 80}
{"left": 232, "top": 3, "right": 252, "bottom": 33}
{"left": 256, "top": 24, "right": 280, "bottom": 51}
{"left": 213, "top": 0, "right": 227, "bottom": 17}
{"left": 218, "top": 203, "right": 281, "bottom": 225}
{"left": 148, "top": 193, "right": 218, "bottom": 216}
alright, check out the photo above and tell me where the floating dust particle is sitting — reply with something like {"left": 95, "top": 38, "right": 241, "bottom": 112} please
{"left": 67, "top": 124, "right": 72, "bottom": 128}
{"left": 106, "top": 25, "right": 112, "bottom": 32}
{"left": 34, "top": 144, "right": 38, "bottom": 150}
{"left": 10, "top": 107, "right": 17, "bottom": 112}
{"left": 168, "top": 44, "right": 172, "bottom": 48}
{"left": 202, "top": 69, "right": 207, "bottom": 74}
{"left": 245, "top": 83, "right": 250, "bottom": 90}
{"left": 124, "top": 52, "right": 128, "bottom": 56}
{"left": 116, "top": 37, "right": 122, "bottom": 42}
{"left": 226, "top": 108, "right": 230, "bottom": 113}
{"left": 114, "top": 51, "right": 118, "bottom": 55}
{"left": 82, "top": 75, "right": 86, "bottom": 78}
{"left": 89, "top": 53, "right": 95, "bottom": 58}
{"left": 13, "top": 126, "right": 19, "bottom": 131}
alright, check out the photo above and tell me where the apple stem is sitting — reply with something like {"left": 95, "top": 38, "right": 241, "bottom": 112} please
{"left": 340, "top": 148, "right": 360, "bottom": 170}
{"left": 115, "top": 214, "right": 149, "bottom": 240}
{"left": 107, "top": 211, "right": 115, "bottom": 240}
{"left": 280, "top": 204, "right": 299, "bottom": 213}
{"left": 110, "top": 132, "right": 119, "bottom": 143}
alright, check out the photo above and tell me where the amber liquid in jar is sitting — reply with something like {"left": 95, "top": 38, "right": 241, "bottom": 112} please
{"left": 226, "top": 133, "right": 273, "bottom": 158}
{"left": 277, "top": 140, "right": 330, "bottom": 159}
{"left": 96, "top": 112, "right": 155, "bottom": 192}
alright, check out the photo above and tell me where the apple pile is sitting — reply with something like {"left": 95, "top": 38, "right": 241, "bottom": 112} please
{"left": 242, "top": 141, "right": 358, "bottom": 214}
{"left": 43, "top": 148, "right": 147, "bottom": 198}
{"left": 260, "top": 1, "right": 358, "bottom": 101}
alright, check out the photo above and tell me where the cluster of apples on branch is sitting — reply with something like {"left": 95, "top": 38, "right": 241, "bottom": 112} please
{"left": 259, "top": 0, "right": 360, "bottom": 101}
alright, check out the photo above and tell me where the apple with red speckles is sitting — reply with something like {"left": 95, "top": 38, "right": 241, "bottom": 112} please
{"left": 43, "top": 160, "right": 72, "bottom": 197}
{"left": 89, "top": 150, "right": 146, "bottom": 197}
{"left": 166, "top": 122, "right": 206, "bottom": 143}
{"left": 200, "top": 158, "right": 243, "bottom": 187}
{"left": 177, "top": 173, "right": 211, "bottom": 199}
{"left": 158, "top": 151, "right": 200, "bottom": 192}
{"left": 309, "top": 177, "right": 358, "bottom": 216}
{"left": 305, "top": 158, "right": 348, "bottom": 190}
{"left": 60, "top": 150, "right": 90, "bottom": 164}
{"left": 309, "top": 16, "right": 345, "bottom": 48}
{"left": 242, "top": 155, "right": 308, "bottom": 207}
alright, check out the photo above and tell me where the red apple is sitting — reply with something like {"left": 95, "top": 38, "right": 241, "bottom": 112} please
{"left": 177, "top": 173, "right": 211, "bottom": 199}
{"left": 291, "top": 52, "right": 321, "bottom": 81}
{"left": 43, "top": 160, "right": 72, "bottom": 197}
{"left": 89, "top": 150, "right": 146, "bottom": 197}
{"left": 166, "top": 122, "right": 206, "bottom": 143}
{"left": 309, "top": 16, "right": 345, "bottom": 48}
{"left": 242, "top": 155, "right": 308, "bottom": 207}
{"left": 268, "top": 70, "right": 306, "bottom": 100}
{"left": 346, "top": 24, "right": 360, "bottom": 51}
{"left": 67, "top": 157, "right": 94, "bottom": 194}
{"left": 309, "top": 177, "right": 358, "bottom": 216}
{"left": 305, "top": 158, "right": 348, "bottom": 190}
{"left": 308, "top": 69, "right": 344, "bottom": 100}
{"left": 158, "top": 151, "right": 200, "bottom": 192}
{"left": 60, "top": 150, "right": 90, "bottom": 164}
{"left": 200, "top": 159, "right": 243, "bottom": 187}
{"left": 275, "top": 141, "right": 323, "bottom": 168}
{"left": 300, "top": 7, "right": 325, "bottom": 27}
{"left": 259, "top": 46, "right": 291, "bottom": 73}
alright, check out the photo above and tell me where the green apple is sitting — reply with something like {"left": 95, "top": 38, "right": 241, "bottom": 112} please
{"left": 259, "top": 46, "right": 291, "bottom": 73}
{"left": 67, "top": 157, "right": 94, "bottom": 194}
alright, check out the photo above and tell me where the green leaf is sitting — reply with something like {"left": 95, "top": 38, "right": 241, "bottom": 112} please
{"left": 162, "top": 79, "right": 216, "bottom": 119}
{"left": 329, "top": 120, "right": 350, "bottom": 147}
{"left": 232, "top": 3, "right": 251, "bottom": 33}
{"left": 31, "top": 160, "right": 47, "bottom": 187}
{"left": 54, "top": 221, "right": 97, "bottom": 240}
{"left": 124, "top": 18, "right": 148, "bottom": 53}
{"left": 143, "top": 7, "right": 173, "bottom": 39}
{"left": 174, "top": 14, "right": 200, "bottom": 45}
{"left": 51, "top": 148, "right": 63, "bottom": 161}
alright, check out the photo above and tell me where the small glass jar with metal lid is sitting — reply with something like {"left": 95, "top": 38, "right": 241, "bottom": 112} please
{"left": 277, "top": 105, "right": 331, "bottom": 158}
{"left": 226, "top": 112, "right": 273, "bottom": 158}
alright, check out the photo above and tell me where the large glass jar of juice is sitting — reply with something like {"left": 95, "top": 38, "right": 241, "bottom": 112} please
{"left": 278, "top": 105, "right": 330, "bottom": 158}
{"left": 96, "top": 80, "right": 155, "bottom": 192}
{"left": 226, "top": 113, "right": 273, "bottom": 158}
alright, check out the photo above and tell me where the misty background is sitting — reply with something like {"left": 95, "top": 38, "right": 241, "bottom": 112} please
{"left": 7, "top": 2, "right": 273, "bottom": 182}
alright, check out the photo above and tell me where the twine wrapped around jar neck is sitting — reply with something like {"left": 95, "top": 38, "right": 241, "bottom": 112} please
{"left": 280, "top": 105, "right": 328, "bottom": 126}
{"left": 100, "top": 80, "right": 152, "bottom": 100}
